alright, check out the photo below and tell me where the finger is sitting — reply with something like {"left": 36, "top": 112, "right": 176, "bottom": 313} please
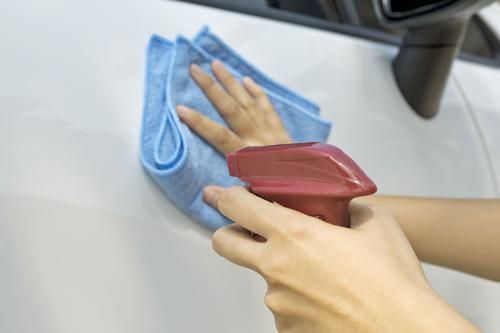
{"left": 190, "top": 64, "right": 252, "bottom": 135}
{"left": 177, "top": 105, "right": 245, "bottom": 154}
{"left": 211, "top": 61, "right": 254, "bottom": 109}
{"left": 203, "top": 186, "right": 295, "bottom": 238}
{"left": 212, "top": 223, "right": 264, "bottom": 271}
{"left": 242, "top": 77, "right": 289, "bottom": 135}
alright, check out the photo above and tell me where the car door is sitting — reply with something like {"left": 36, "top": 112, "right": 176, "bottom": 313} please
{"left": 1, "top": 0, "right": 499, "bottom": 332}
{"left": 455, "top": 6, "right": 500, "bottom": 191}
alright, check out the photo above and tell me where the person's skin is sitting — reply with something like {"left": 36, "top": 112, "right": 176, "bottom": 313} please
{"left": 176, "top": 61, "right": 490, "bottom": 332}
{"left": 358, "top": 196, "right": 500, "bottom": 282}
{"left": 203, "top": 187, "right": 480, "bottom": 333}
{"left": 177, "top": 61, "right": 292, "bottom": 152}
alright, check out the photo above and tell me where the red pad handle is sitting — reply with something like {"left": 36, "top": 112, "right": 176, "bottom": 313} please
{"left": 226, "top": 142, "right": 377, "bottom": 227}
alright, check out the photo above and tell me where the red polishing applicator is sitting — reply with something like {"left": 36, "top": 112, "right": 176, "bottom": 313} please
{"left": 226, "top": 142, "right": 377, "bottom": 227}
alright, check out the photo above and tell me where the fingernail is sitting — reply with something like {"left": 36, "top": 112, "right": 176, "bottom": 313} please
{"left": 190, "top": 63, "right": 203, "bottom": 76}
{"left": 242, "top": 76, "right": 254, "bottom": 86}
{"left": 203, "top": 185, "right": 224, "bottom": 207}
{"left": 211, "top": 60, "right": 223, "bottom": 71}
{"left": 176, "top": 105, "right": 191, "bottom": 118}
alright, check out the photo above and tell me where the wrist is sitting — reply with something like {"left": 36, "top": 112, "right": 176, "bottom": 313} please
{"left": 389, "top": 283, "right": 480, "bottom": 333}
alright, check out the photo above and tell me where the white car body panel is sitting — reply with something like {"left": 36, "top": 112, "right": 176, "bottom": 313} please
{"left": 454, "top": 5, "right": 500, "bottom": 191}
{"left": 1, "top": 0, "right": 499, "bottom": 332}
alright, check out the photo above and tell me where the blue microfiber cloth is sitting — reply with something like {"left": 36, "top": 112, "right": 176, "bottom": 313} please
{"left": 140, "top": 27, "right": 332, "bottom": 229}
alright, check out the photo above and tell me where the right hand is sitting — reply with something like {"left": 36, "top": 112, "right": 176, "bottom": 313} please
{"left": 176, "top": 61, "right": 292, "bottom": 154}
{"left": 203, "top": 186, "right": 481, "bottom": 333}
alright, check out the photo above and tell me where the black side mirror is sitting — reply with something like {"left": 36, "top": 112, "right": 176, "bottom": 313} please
{"left": 372, "top": 0, "right": 494, "bottom": 118}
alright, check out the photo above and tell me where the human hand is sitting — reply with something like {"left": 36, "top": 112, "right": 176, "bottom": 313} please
{"left": 203, "top": 186, "right": 480, "bottom": 333}
{"left": 176, "top": 61, "right": 292, "bottom": 154}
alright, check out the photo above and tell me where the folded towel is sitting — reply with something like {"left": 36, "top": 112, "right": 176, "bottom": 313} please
{"left": 139, "top": 27, "right": 332, "bottom": 229}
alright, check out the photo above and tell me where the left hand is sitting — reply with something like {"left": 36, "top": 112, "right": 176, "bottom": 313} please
{"left": 176, "top": 61, "right": 292, "bottom": 154}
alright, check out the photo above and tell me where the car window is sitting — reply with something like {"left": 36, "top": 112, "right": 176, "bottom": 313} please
{"left": 178, "top": 0, "right": 500, "bottom": 67}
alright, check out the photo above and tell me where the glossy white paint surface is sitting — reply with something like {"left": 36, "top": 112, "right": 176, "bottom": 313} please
{"left": 453, "top": 61, "right": 500, "bottom": 190}
{"left": 1, "top": 0, "right": 499, "bottom": 332}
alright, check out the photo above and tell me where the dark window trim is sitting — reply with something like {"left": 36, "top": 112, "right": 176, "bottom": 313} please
{"left": 173, "top": 0, "right": 500, "bottom": 68}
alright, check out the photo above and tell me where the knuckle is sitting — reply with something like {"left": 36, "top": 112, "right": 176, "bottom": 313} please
{"left": 264, "top": 293, "right": 281, "bottom": 313}
{"left": 277, "top": 212, "right": 306, "bottom": 239}
{"left": 258, "top": 256, "right": 286, "bottom": 284}
{"left": 205, "top": 77, "right": 217, "bottom": 91}
{"left": 287, "top": 222, "right": 306, "bottom": 239}
{"left": 225, "top": 186, "right": 243, "bottom": 200}
{"left": 220, "top": 100, "right": 239, "bottom": 116}
{"left": 264, "top": 292, "right": 289, "bottom": 315}
{"left": 241, "top": 98, "right": 256, "bottom": 110}
{"left": 263, "top": 293, "right": 276, "bottom": 311}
